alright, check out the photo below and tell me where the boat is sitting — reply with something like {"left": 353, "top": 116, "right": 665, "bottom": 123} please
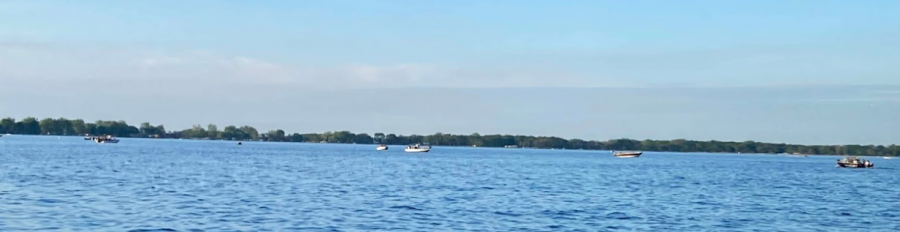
{"left": 404, "top": 143, "right": 431, "bottom": 153}
{"left": 884, "top": 156, "right": 895, "bottom": 159}
{"left": 613, "top": 151, "right": 642, "bottom": 158}
{"left": 836, "top": 156, "right": 873, "bottom": 168}
{"left": 376, "top": 144, "right": 389, "bottom": 151}
{"left": 94, "top": 136, "right": 119, "bottom": 144}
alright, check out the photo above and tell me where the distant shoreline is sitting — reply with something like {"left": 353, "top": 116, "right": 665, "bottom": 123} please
{"left": 1, "top": 117, "right": 897, "bottom": 157}
{"left": 3, "top": 134, "right": 896, "bottom": 158}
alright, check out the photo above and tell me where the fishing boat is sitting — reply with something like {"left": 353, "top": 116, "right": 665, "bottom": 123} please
{"left": 404, "top": 143, "right": 431, "bottom": 153}
{"left": 613, "top": 151, "right": 642, "bottom": 158}
{"left": 837, "top": 156, "right": 873, "bottom": 168}
{"left": 376, "top": 144, "right": 389, "bottom": 151}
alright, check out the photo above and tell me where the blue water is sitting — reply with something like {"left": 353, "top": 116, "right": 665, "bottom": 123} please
{"left": 1, "top": 135, "right": 898, "bottom": 231}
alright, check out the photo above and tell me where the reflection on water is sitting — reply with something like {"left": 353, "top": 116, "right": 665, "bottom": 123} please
{"left": 1, "top": 136, "right": 898, "bottom": 231}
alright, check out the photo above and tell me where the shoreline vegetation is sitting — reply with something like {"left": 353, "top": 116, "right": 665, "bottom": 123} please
{"left": 1, "top": 117, "right": 897, "bottom": 157}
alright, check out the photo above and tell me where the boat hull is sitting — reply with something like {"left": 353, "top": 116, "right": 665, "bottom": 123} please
{"left": 95, "top": 139, "right": 119, "bottom": 144}
{"left": 376, "top": 146, "right": 388, "bottom": 151}
{"left": 837, "top": 162, "right": 872, "bottom": 168}
{"left": 614, "top": 154, "right": 641, "bottom": 158}
{"left": 613, "top": 152, "right": 643, "bottom": 158}
{"left": 405, "top": 149, "right": 430, "bottom": 153}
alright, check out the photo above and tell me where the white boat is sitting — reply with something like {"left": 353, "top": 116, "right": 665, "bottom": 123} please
{"left": 405, "top": 143, "right": 431, "bottom": 153}
{"left": 885, "top": 156, "right": 896, "bottom": 159}
{"left": 94, "top": 136, "right": 119, "bottom": 144}
{"left": 613, "top": 151, "right": 642, "bottom": 158}
{"left": 376, "top": 144, "right": 389, "bottom": 151}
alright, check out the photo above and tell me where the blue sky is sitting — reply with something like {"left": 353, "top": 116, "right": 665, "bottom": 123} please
{"left": 1, "top": 0, "right": 898, "bottom": 144}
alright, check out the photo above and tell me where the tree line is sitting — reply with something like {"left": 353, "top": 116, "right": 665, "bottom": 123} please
{"left": 1, "top": 117, "right": 897, "bottom": 156}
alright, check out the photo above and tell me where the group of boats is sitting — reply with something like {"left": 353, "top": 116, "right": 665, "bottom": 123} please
{"left": 84, "top": 135, "right": 119, "bottom": 143}
{"left": 374, "top": 144, "right": 645, "bottom": 157}
{"left": 60, "top": 136, "right": 892, "bottom": 167}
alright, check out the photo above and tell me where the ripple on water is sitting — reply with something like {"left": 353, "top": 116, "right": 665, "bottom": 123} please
{"left": 389, "top": 205, "right": 423, "bottom": 211}
{"left": 127, "top": 229, "right": 177, "bottom": 232}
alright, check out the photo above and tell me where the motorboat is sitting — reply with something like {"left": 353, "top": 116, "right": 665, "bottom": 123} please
{"left": 613, "top": 151, "right": 642, "bottom": 158}
{"left": 94, "top": 136, "right": 119, "bottom": 144}
{"left": 376, "top": 144, "right": 389, "bottom": 151}
{"left": 837, "top": 156, "right": 873, "bottom": 168}
{"left": 404, "top": 143, "right": 431, "bottom": 153}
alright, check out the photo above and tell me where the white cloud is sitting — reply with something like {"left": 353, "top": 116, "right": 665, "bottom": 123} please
{"left": 0, "top": 44, "right": 601, "bottom": 93}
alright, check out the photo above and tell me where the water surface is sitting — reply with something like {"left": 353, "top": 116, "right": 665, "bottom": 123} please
{"left": 1, "top": 135, "right": 898, "bottom": 231}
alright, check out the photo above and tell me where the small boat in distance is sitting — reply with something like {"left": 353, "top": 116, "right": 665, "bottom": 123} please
{"left": 94, "top": 136, "right": 119, "bottom": 144}
{"left": 613, "top": 151, "right": 643, "bottom": 158}
{"left": 376, "top": 144, "right": 389, "bottom": 151}
{"left": 884, "top": 156, "right": 895, "bottom": 159}
{"left": 405, "top": 143, "right": 431, "bottom": 153}
{"left": 837, "top": 156, "right": 873, "bottom": 168}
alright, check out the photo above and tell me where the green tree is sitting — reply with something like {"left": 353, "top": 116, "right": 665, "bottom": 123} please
{"left": 267, "top": 129, "right": 286, "bottom": 142}
{"left": 17, "top": 117, "right": 41, "bottom": 134}
{"left": 300, "top": 133, "right": 319, "bottom": 142}
{"left": 221, "top": 125, "right": 245, "bottom": 140}
{"left": 182, "top": 125, "right": 207, "bottom": 139}
{"left": 289, "top": 133, "right": 303, "bottom": 142}
{"left": 207, "top": 124, "right": 219, "bottom": 139}
{"left": 54, "top": 118, "right": 72, "bottom": 135}
{"left": 39, "top": 118, "right": 57, "bottom": 135}
{"left": 239, "top": 126, "right": 259, "bottom": 140}
{"left": 0, "top": 118, "right": 15, "bottom": 133}
{"left": 70, "top": 119, "right": 86, "bottom": 135}
{"left": 373, "top": 132, "right": 386, "bottom": 143}
{"left": 353, "top": 133, "right": 373, "bottom": 144}
{"left": 139, "top": 122, "right": 156, "bottom": 136}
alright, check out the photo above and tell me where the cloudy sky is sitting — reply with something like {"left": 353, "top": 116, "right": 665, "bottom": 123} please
{"left": 1, "top": 0, "right": 898, "bottom": 145}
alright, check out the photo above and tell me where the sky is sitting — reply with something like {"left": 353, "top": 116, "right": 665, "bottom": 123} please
{"left": 1, "top": 0, "right": 898, "bottom": 145}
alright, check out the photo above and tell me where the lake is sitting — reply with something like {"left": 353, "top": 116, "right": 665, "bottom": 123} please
{"left": 1, "top": 135, "right": 898, "bottom": 231}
